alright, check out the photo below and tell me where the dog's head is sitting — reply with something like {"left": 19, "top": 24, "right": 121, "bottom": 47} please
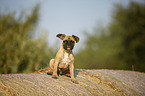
{"left": 57, "top": 34, "right": 79, "bottom": 53}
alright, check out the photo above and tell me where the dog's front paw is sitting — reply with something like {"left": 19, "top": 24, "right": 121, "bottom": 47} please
{"left": 52, "top": 75, "right": 58, "bottom": 79}
{"left": 71, "top": 79, "right": 79, "bottom": 84}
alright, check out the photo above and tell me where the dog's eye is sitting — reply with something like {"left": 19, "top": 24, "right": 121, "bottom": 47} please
{"left": 63, "top": 40, "right": 68, "bottom": 43}
{"left": 71, "top": 40, "right": 74, "bottom": 44}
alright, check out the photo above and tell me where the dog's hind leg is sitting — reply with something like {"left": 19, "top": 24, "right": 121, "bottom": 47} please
{"left": 47, "top": 59, "right": 54, "bottom": 75}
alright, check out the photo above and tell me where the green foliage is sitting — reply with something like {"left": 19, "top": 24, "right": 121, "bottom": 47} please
{"left": 0, "top": 5, "right": 54, "bottom": 74}
{"left": 111, "top": 2, "right": 145, "bottom": 72}
{"left": 76, "top": 26, "right": 124, "bottom": 70}
{"left": 76, "top": 2, "right": 145, "bottom": 72}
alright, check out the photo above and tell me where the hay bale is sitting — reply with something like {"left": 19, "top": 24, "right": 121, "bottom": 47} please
{"left": 0, "top": 69, "right": 145, "bottom": 96}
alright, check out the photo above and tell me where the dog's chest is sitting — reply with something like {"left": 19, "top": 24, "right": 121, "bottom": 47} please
{"left": 59, "top": 52, "right": 72, "bottom": 68}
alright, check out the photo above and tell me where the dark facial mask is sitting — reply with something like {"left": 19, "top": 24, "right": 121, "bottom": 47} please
{"left": 63, "top": 40, "right": 75, "bottom": 51}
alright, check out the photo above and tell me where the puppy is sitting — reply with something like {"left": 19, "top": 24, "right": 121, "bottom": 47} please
{"left": 47, "top": 34, "right": 79, "bottom": 83}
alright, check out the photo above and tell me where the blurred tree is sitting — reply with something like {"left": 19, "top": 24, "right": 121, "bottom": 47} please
{"left": 112, "top": 2, "right": 145, "bottom": 72}
{"left": 0, "top": 5, "right": 54, "bottom": 74}
{"left": 76, "top": 2, "right": 145, "bottom": 72}
{"left": 75, "top": 26, "right": 124, "bottom": 70}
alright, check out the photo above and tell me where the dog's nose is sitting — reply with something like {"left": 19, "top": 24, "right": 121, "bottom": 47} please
{"left": 67, "top": 45, "right": 71, "bottom": 47}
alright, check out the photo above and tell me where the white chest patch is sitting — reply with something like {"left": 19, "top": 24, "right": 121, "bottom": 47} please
{"left": 59, "top": 52, "right": 71, "bottom": 68}
{"left": 62, "top": 53, "right": 71, "bottom": 64}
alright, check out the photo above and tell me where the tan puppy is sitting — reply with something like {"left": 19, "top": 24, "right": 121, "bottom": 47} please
{"left": 47, "top": 34, "right": 79, "bottom": 83}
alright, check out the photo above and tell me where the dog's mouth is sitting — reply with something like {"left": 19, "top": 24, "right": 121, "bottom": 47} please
{"left": 65, "top": 45, "right": 73, "bottom": 50}
{"left": 67, "top": 47, "right": 71, "bottom": 50}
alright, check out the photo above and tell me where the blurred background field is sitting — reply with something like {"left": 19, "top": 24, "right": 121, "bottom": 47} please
{"left": 0, "top": 0, "right": 145, "bottom": 74}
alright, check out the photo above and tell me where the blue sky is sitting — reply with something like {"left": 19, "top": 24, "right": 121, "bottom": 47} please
{"left": 0, "top": 0, "right": 141, "bottom": 52}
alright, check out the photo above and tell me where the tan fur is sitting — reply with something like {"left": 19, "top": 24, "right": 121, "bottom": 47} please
{"left": 47, "top": 34, "right": 79, "bottom": 84}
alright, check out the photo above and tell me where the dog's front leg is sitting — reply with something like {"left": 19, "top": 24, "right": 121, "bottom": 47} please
{"left": 70, "top": 62, "right": 78, "bottom": 84}
{"left": 52, "top": 59, "right": 59, "bottom": 79}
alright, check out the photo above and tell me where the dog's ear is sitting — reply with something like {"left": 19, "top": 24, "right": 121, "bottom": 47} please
{"left": 72, "top": 35, "right": 79, "bottom": 43}
{"left": 56, "top": 34, "right": 66, "bottom": 40}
